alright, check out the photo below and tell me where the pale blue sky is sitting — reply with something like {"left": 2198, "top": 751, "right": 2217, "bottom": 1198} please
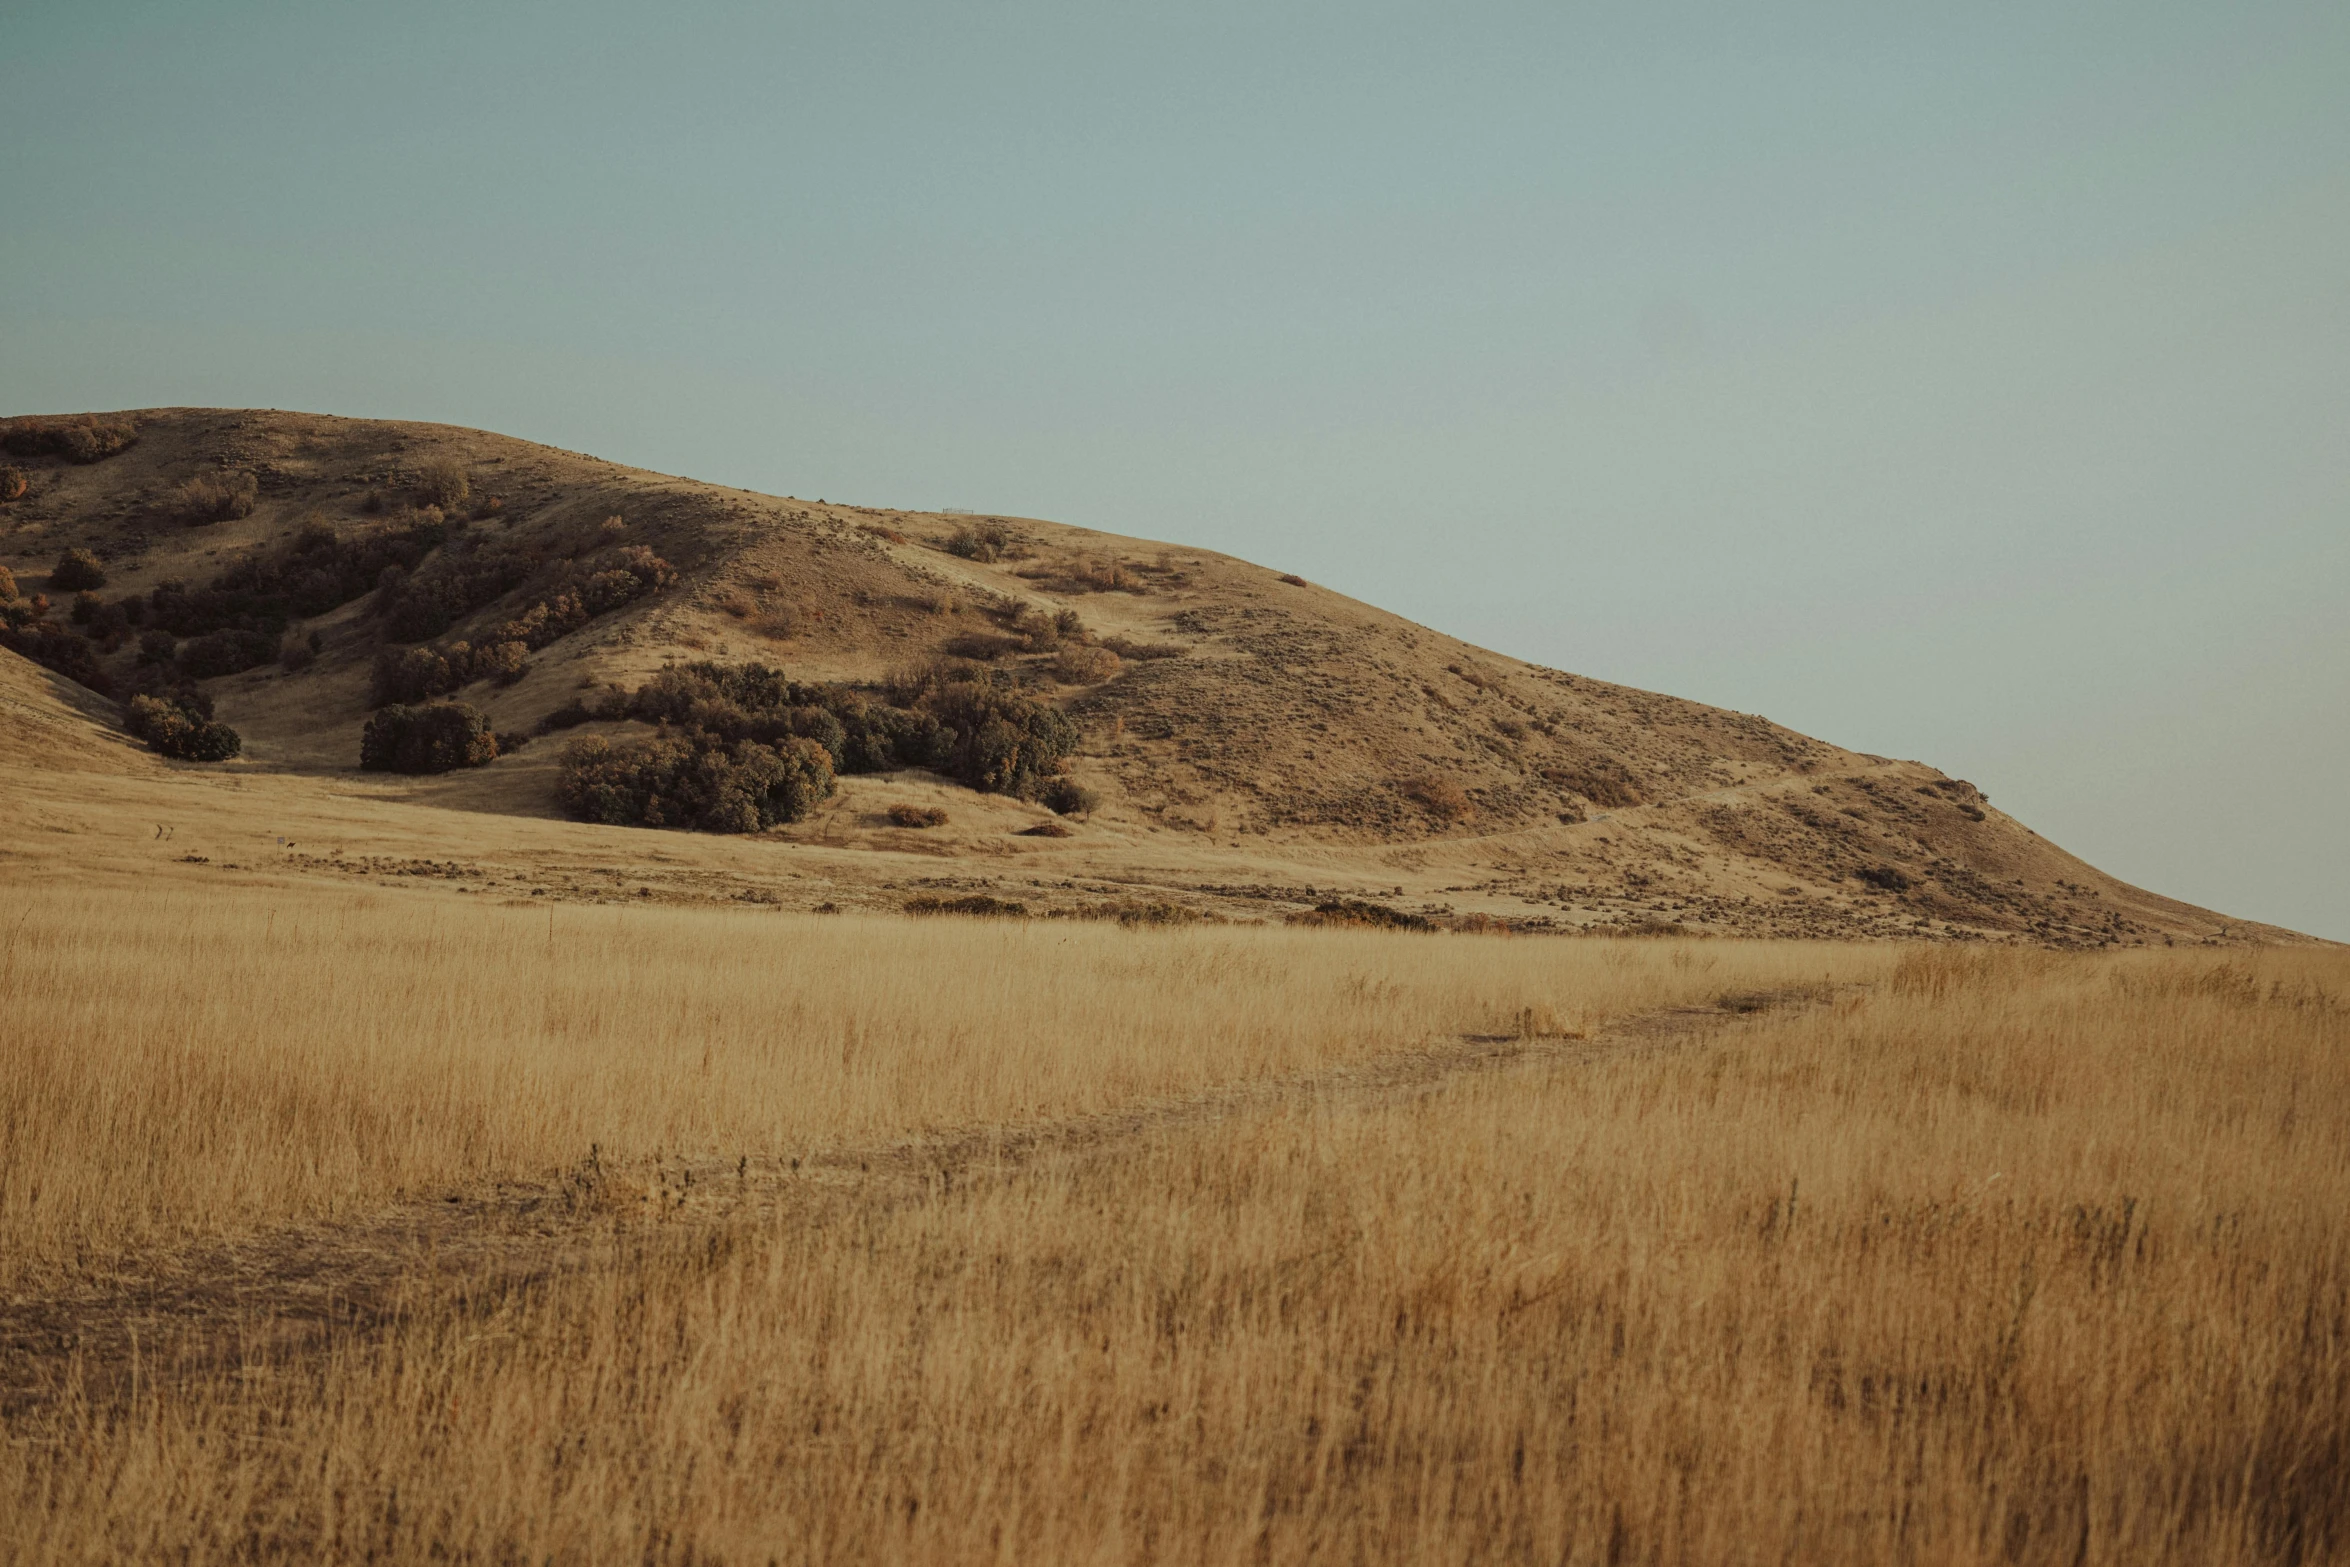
{"left": 5, "top": 2, "right": 2345, "bottom": 938}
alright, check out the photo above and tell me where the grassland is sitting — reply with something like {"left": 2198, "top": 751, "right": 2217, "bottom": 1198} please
{"left": 2, "top": 883, "right": 2344, "bottom": 1564}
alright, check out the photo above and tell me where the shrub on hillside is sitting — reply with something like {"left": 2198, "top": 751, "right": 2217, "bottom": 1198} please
{"left": 1402, "top": 773, "right": 1474, "bottom": 824}
{"left": 51, "top": 549, "right": 107, "bottom": 592}
{"left": 1099, "top": 635, "right": 1188, "bottom": 661}
{"left": 414, "top": 458, "right": 470, "bottom": 510}
{"left": 1040, "top": 777, "right": 1099, "bottom": 818}
{"left": 0, "top": 615, "right": 115, "bottom": 696}
{"left": 1051, "top": 645, "right": 1120, "bottom": 684}
{"left": 944, "top": 520, "right": 1020, "bottom": 563}
{"left": 279, "top": 630, "right": 322, "bottom": 672}
{"left": 887, "top": 803, "right": 948, "bottom": 828}
{"left": 0, "top": 566, "right": 16, "bottom": 602}
{"left": 178, "top": 627, "right": 279, "bottom": 679}
{"left": 1542, "top": 761, "right": 1643, "bottom": 809}
{"left": 360, "top": 703, "right": 499, "bottom": 774}
{"left": 144, "top": 515, "right": 449, "bottom": 648}
{"left": 369, "top": 639, "right": 530, "bottom": 706}
{"left": 0, "top": 467, "right": 25, "bottom": 503}
{"left": 381, "top": 539, "right": 672, "bottom": 647}
{"left": 904, "top": 894, "right": 1027, "bottom": 917}
{"left": 125, "top": 691, "right": 242, "bottom": 761}
{"left": 0, "top": 414, "right": 138, "bottom": 464}
{"left": 177, "top": 471, "right": 259, "bottom": 525}
{"left": 616, "top": 659, "right": 1080, "bottom": 802}
{"left": 556, "top": 731, "right": 833, "bottom": 832}
{"left": 1286, "top": 899, "right": 1434, "bottom": 931}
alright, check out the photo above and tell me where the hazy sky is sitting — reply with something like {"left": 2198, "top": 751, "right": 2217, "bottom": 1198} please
{"left": 5, "top": 2, "right": 2345, "bottom": 938}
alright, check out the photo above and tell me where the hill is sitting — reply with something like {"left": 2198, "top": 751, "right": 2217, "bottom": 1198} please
{"left": 0, "top": 406, "right": 2303, "bottom": 943}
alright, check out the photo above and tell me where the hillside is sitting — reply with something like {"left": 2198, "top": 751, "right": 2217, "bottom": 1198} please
{"left": 0, "top": 406, "right": 2301, "bottom": 943}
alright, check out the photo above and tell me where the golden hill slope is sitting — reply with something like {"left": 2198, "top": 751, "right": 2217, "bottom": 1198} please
{"left": 0, "top": 406, "right": 2302, "bottom": 943}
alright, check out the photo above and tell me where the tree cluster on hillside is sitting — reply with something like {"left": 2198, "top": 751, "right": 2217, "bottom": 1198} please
{"left": 554, "top": 659, "right": 1086, "bottom": 834}
{"left": 360, "top": 703, "right": 499, "bottom": 774}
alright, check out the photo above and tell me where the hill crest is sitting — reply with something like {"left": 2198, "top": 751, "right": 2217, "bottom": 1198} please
{"left": 0, "top": 406, "right": 2304, "bottom": 944}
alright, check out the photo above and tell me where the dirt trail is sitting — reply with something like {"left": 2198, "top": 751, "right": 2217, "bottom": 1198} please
{"left": 0, "top": 987, "right": 1823, "bottom": 1418}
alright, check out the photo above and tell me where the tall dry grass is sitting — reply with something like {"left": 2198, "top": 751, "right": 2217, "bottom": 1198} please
{"left": 3, "top": 940, "right": 2343, "bottom": 1563}
{"left": 0, "top": 881, "right": 1879, "bottom": 1282}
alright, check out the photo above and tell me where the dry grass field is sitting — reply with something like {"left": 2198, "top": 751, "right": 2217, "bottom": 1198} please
{"left": 2, "top": 881, "right": 2344, "bottom": 1564}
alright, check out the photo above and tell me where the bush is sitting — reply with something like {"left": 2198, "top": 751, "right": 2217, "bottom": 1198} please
{"left": 51, "top": 549, "right": 107, "bottom": 592}
{"left": 904, "top": 894, "right": 1027, "bottom": 917}
{"left": 1051, "top": 645, "right": 1120, "bottom": 684}
{"left": 1277, "top": 573, "right": 1309, "bottom": 587}
{"left": 944, "top": 520, "right": 1019, "bottom": 562}
{"left": 1859, "top": 864, "right": 1913, "bottom": 893}
{"left": 1403, "top": 773, "right": 1474, "bottom": 823}
{"left": 1543, "top": 762, "right": 1643, "bottom": 809}
{"left": 557, "top": 732, "right": 833, "bottom": 832}
{"left": 1017, "top": 820, "right": 1072, "bottom": 838}
{"left": 368, "top": 638, "right": 531, "bottom": 706}
{"left": 360, "top": 703, "right": 499, "bottom": 774}
{"left": 382, "top": 540, "right": 673, "bottom": 647}
{"left": 1100, "top": 636, "right": 1188, "bottom": 661}
{"left": 178, "top": 627, "right": 279, "bottom": 679}
{"left": 534, "top": 697, "right": 609, "bottom": 734}
{"left": 1040, "top": 777, "right": 1099, "bottom": 818}
{"left": 136, "top": 629, "right": 176, "bottom": 665}
{"left": 124, "top": 691, "right": 242, "bottom": 761}
{"left": 620, "top": 660, "right": 1081, "bottom": 801}
{"left": 1286, "top": 899, "right": 1434, "bottom": 931}
{"left": 0, "top": 616, "right": 115, "bottom": 696}
{"left": 0, "top": 467, "right": 25, "bottom": 503}
{"left": 0, "top": 414, "right": 138, "bottom": 463}
{"left": 146, "top": 515, "right": 448, "bottom": 644}
{"left": 415, "top": 458, "right": 470, "bottom": 510}
{"left": 0, "top": 565, "right": 16, "bottom": 602}
{"left": 279, "top": 631, "right": 321, "bottom": 672}
{"left": 887, "top": 803, "right": 948, "bottom": 828}
{"left": 178, "top": 471, "right": 259, "bottom": 525}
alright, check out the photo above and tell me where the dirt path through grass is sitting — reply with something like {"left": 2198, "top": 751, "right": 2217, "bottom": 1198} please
{"left": 0, "top": 986, "right": 1822, "bottom": 1419}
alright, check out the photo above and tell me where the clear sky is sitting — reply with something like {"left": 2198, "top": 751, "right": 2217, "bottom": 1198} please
{"left": 5, "top": 2, "right": 2345, "bottom": 939}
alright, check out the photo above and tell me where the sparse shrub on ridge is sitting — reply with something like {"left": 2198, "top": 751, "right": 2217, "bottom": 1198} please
{"left": 945, "top": 520, "right": 1021, "bottom": 563}
{"left": 360, "top": 703, "right": 499, "bottom": 774}
{"left": 0, "top": 467, "right": 26, "bottom": 503}
{"left": 888, "top": 803, "right": 948, "bottom": 828}
{"left": 124, "top": 690, "right": 242, "bottom": 762}
{"left": 0, "top": 414, "right": 138, "bottom": 463}
{"left": 414, "top": 458, "right": 470, "bottom": 510}
{"left": 177, "top": 471, "right": 259, "bottom": 525}
{"left": 51, "top": 549, "right": 107, "bottom": 592}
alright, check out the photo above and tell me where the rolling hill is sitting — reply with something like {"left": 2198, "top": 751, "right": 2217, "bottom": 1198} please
{"left": 0, "top": 406, "right": 2302, "bottom": 943}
